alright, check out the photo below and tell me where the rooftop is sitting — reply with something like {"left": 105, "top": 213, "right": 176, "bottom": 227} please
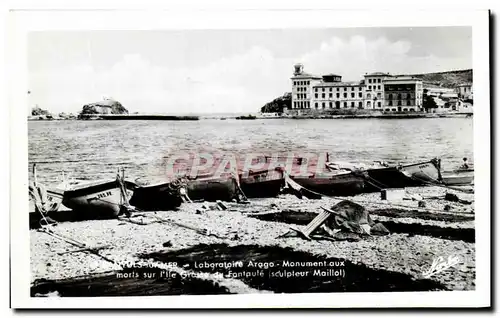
{"left": 291, "top": 72, "right": 322, "bottom": 79}
{"left": 314, "top": 81, "right": 363, "bottom": 87}
{"left": 365, "top": 72, "right": 391, "bottom": 77}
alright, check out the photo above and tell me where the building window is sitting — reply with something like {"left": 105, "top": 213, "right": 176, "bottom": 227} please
{"left": 378, "top": 102, "right": 381, "bottom": 107}
{"left": 378, "top": 85, "right": 381, "bottom": 90}
{"left": 336, "top": 93, "right": 340, "bottom": 98}
{"left": 351, "top": 102, "right": 355, "bottom": 108}
{"left": 368, "top": 86, "right": 371, "bottom": 90}
{"left": 322, "top": 102, "right": 325, "bottom": 109}
{"left": 315, "top": 93, "right": 318, "bottom": 98}
{"left": 343, "top": 93, "right": 347, "bottom": 98}
{"left": 377, "top": 93, "right": 381, "bottom": 98}
{"left": 368, "top": 79, "right": 372, "bottom": 83}
{"left": 407, "top": 94, "right": 412, "bottom": 99}
{"left": 351, "top": 87, "right": 354, "bottom": 91}
{"left": 351, "top": 93, "right": 355, "bottom": 98}
{"left": 385, "top": 108, "right": 390, "bottom": 111}
{"left": 358, "top": 102, "right": 363, "bottom": 108}
{"left": 322, "top": 93, "right": 325, "bottom": 98}
{"left": 315, "top": 103, "right": 318, "bottom": 109}
{"left": 359, "top": 87, "right": 362, "bottom": 91}
{"left": 367, "top": 101, "right": 371, "bottom": 107}
{"left": 315, "top": 88, "right": 318, "bottom": 92}
{"left": 367, "top": 93, "right": 371, "bottom": 99}
{"left": 337, "top": 88, "right": 340, "bottom": 91}
{"left": 403, "top": 108, "right": 408, "bottom": 112}
{"left": 398, "top": 94, "right": 402, "bottom": 99}
{"left": 329, "top": 93, "right": 333, "bottom": 98}
{"left": 322, "top": 88, "right": 325, "bottom": 92}
{"left": 388, "top": 101, "right": 393, "bottom": 106}
{"left": 398, "top": 100, "right": 402, "bottom": 106}
{"left": 344, "top": 87, "right": 347, "bottom": 91}
{"left": 378, "top": 79, "right": 381, "bottom": 83}
{"left": 358, "top": 92, "right": 362, "bottom": 98}
{"left": 344, "top": 102, "right": 348, "bottom": 108}
{"left": 329, "top": 87, "right": 332, "bottom": 92}
{"left": 329, "top": 102, "right": 333, "bottom": 108}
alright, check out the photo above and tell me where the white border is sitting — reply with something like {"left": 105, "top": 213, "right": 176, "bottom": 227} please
{"left": 8, "top": 6, "right": 490, "bottom": 309}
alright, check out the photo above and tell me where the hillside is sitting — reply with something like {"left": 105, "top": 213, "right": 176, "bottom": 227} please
{"left": 402, "top": 69, "right": 472, "bottom": 88}
{"left": 260, "top": 92, "right": 291, "bottom": 113}
{"left": 79, "top": 99, "right": 129, "bottom": 118}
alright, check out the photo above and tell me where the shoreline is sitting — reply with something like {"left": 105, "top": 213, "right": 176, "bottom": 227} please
{"left": 30, "top": 185, "right": 475, "bottom": 295}
{"left": 28, "top": 112, "right": 473, "bottom": 121}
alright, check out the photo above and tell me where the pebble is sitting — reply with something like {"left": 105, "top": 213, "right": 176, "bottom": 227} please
{"left": 30, "top": 185, "right": 476, "bottom": 291}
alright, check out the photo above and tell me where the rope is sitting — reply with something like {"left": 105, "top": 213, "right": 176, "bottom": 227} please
{"left": 283, "top": 175, "right": 474, "bottom": 215}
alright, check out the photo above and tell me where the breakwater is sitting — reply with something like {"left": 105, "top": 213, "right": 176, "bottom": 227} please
{"left": 80, "top": 114, "right": 200, "bottom": 121}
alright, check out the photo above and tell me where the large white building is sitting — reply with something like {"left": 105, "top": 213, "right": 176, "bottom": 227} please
{"left": 290, "top": 64, "right": 424, "bottom": 112}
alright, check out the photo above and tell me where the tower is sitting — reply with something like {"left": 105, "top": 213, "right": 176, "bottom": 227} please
{"left": 294, "top": 63, "right": 304, "bottom": 76}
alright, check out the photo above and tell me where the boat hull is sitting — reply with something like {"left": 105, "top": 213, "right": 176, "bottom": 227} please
{"left": 186, "top": 177, "right": 239, "bottom": 202}
{"left": 441, "top": 171, "right": 474, "bottom": 186}
{"left": 129, "top": 182, "right": 184, "bottom": 211}
{"left": 291, "top": 172, "right": 365, "bottom": 196}
{"left": 62, "top": 180, "right": 135, "bottom": 218}
{"left": 365, "top": 159, "right": 441, "bottom": 191}
{"left": 240, "top": 169, "right": 284, "bottom": 198}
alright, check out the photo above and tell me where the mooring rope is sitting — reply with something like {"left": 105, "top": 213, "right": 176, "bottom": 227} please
{"left": 284, "top": 174, "right": 474, "bottom": 215}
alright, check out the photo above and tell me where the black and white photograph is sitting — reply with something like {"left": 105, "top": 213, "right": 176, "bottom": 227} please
{"left": 8, "top": 6, "right": 491, "bottom": 309}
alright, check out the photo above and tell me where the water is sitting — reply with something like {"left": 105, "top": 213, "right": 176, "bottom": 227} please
{"left": 28, "top": 118, "right": 473, "bottom": 184}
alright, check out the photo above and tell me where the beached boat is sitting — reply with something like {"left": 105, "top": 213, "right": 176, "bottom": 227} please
{"left": 61, "top": 170, "right": 136, "bottom": 218}
{"left": 239, "top": 168, "right": 285, "bottom": 198}
{"left": 326, "top": 158, "right": 442, "bottom": 191}
{"left": 441, "top": 169, "right": 474, "bottom": 186}
{"left": 128, "top": 179, "right": 185, "bottom": 211}
{"left": 186, "top": 175, "right": 241, "bottom": 202}
{"left": 290, "top": 170, "right": 366, "bottom": 196}
{"left": 363, "top": 159, "right": 442, "bottom": 191}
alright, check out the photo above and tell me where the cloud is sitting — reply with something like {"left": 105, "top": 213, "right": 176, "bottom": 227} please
{"left": 28, "top": 35, "right": 471, "bottom": 114}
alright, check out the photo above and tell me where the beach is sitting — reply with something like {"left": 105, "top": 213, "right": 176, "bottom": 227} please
{"left": 30, "top": 185, "right": 475, "bottom": 296}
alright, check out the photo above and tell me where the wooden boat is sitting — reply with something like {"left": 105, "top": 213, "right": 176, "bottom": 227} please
{"left": 61, "top": 170, "right": 136, "bottom": 218}
{"left": 363, "top": 158, "right": 442, "bottom": 191}
{"left": 326, "top": 158, "right": 442, "bottom": 192}
{"left": 239, "top": 168, "right": 285, "bottom": 198}
{"left": 186, "top": 175, "right": 240, "bottom": 202}
{"left": 128, "top": 179, "right": 185, "bottom": 211}
{"left": 289, "top": 170, "right": 366, "bottom": 196}
{"left": 441, "top": 170, "right": 474, "bottom": 186}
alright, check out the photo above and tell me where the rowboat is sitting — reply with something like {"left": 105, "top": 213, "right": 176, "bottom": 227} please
{"left": 290, "top": 170, "right": 366, "bottom": 196}
{"left": 239, "top": 168, "right": 285, "bottom": 198}
{"left": 61, "top": 178, "right": 136, "bottom": 218}
{"left": 441, "top": 169, "right": 474, "bottom": 186}
{"left": 186, "top": 175, "right": 241, "bottom": 202}
{"left": 326, "top": 158, "right": 442, "bottom": 191}
{"left": 128, "top": 179, "right": 185, "bottom": 211}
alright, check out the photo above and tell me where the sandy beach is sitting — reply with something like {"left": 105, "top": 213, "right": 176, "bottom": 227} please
{"left": 30, "top": 185, "right": 475, "bottom": 296}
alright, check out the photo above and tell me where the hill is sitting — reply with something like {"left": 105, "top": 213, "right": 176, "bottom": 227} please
{"left": 79, "top": 98, "right": 129, "bottom": 118}
{"left": 402, "top": 69, "right": 472, "bottom": 88}
{"left": 260, "top": 92, "right": 291, "bottom": 113}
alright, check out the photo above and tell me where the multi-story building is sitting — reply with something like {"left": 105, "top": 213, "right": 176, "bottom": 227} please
{"left": 291, "top": 63, "right": 321, "bottom": 110}
{"left": 290, "top": 64, "right": 424, "bottom": 113}
{"left": 456, "top": 83, "right": 473, "bottom": 100}
{"left": 363, "top": 72, "right": 390, "bottom": 109}
{"left": 382, "top": 76, "right": 424, "bottom": 112}
{"left": 311, "top": 76, "right": 365, "bottom": 110}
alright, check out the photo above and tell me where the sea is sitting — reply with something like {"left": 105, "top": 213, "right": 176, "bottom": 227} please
{"left": 28, "top": 117, "right": 474, "bottom": 185}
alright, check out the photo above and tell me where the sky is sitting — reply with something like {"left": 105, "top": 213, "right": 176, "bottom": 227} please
{"left": 28, "top": 27, "right": 472, "bottom": 114}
